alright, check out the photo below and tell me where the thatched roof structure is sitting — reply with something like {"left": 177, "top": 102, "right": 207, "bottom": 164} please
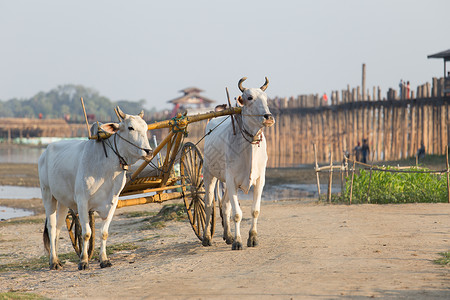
{"left": 428, "top": 49, "right": 450, "bottom": 60}
{"left": 428, "top": 49, "right": 450, "bottom": 78}
{"left": 167, "top": 87, "right": 215, "bottom": 106}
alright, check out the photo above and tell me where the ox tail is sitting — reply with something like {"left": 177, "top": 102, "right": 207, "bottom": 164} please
{"left": 43, "top": 218, "right": 50, "bottom": 254}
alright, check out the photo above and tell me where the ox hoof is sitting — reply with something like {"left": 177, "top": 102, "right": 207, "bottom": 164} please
{"left": 202, "top": 237, "right": 212, "bottom": 247}
{"left": 50, "top": 261, "right": 63, "bottom": 270}
{"left": 247, "top": 236, "right": 259, "bottom": 247}
{"left": 78, "top": 262, "right": 89, "bottom": 270}
{"left": 100, "top": 260, "right": 112, "bottom": 268}
{"left": 223, "top": 234, "right": 234, "bottom": 245}
{"left": 232, "top": 241, "right": 243, "bottom": 250}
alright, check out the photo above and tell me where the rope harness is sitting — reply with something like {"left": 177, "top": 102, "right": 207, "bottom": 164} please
{"left": 235, "top": 114, "right": 263, "bottom": 146}
{"left": 170, "top": 115, "right": 188, "bottom": 136}
{"left": 101, "top": 132, "right": 150, "bottom": 171}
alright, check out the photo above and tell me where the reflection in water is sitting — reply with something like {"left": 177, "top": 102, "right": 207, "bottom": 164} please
{"left": 237, "top": 183, "right": 341, "bottom": 201}
{"left": 0, "top": 186, "right": 42, "bottom": 199}
{"left": 0, "top": 146, "right": 45, "bottom": 163}
{"left": 0, "top": 206, "right": 33, "bottom": 221}
{"left": 264, "top": 183, "right": 341, "bottom": 200}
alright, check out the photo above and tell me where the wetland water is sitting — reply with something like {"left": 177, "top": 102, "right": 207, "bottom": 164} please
{"left": 0, "top": 145, "right": 339, "bottom": 220}
{"left": 0, "top": 146, "right": 45, "bottom": 164}
{"left": 0, "top": 185, "right": 41, "bottom": 220}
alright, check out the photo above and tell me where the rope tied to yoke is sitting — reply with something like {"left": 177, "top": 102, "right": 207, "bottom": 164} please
{"left": 234, "top": 113, "right": 263, "bottom": 146}
{"left": 170, "top": 114, "right": 188, "bottom": 136}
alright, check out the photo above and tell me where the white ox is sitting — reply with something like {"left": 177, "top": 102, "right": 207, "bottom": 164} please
{"left": 39, "top": 107, "right": 152, "bottom": 270}
{"left": 202, "top": 77, "right": 275, "bottom": 250}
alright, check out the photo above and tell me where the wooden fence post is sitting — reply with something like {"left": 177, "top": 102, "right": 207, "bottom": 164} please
{"left": 314, "top": 144, "right": 321, "bottom": 200}
{"left": 327, "top": 151, "right": 333, "bottom": 203}
{"left": 349, "top": 159, "right": 356, "bottom": 205}
{"left": 446, "top": 145, "right": 450, "bottom": 204}
{"left": 366, "top": 153, "right": 375, "bottom": 203}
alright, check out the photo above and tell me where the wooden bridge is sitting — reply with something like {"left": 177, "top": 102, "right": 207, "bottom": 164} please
{"left": 0, "top": 118, "right": 85, "bottom": 142}
{"left": 178, "top": 75, "right": 450, "bottom": 168}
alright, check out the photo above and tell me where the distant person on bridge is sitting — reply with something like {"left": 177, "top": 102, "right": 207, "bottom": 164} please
{"left": 353, "top": 142, "right": 362, "bottom": 162}
{"left": 399, "top": 79, "right": 404, "bottom": 99}
{"left": 406, "top": 81, "right": 410, "bottom": 99}
{"left": 361, "top": 139, "right": 370, "bottom": 164}
{"left": 417, "top": 142, "right": 425, "bottom": 162}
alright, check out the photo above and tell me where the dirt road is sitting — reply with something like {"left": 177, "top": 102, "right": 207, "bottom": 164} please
{"left": 2, "top": 198, "right": 450, "bottom": 299}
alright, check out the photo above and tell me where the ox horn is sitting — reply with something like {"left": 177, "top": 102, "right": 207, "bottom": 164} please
{"left": 138, "top": 110, "right": 144, "bottom": 118}
{"left": 115, "top": 106, "right": 126, "bottom": 120}
{"left": 260, "top": 77, "right": 269, "bottom": 91}
{"left": 238, "top": 77, "right": 247, "bottom": 93}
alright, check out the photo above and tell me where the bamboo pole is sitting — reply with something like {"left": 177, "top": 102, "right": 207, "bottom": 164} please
{"left": 366, "top": 153, "right": 375, "bottom": 203}
{"left": 80, "top": 97, "right": 91, "bottom": 139}
{"left": 327, "top": 151, "right": 333, "bottom": 203}
{"left": 349, "top": 159, "right": 356, "bottom": 205}
{"left": 147, "top": 107, "right": 242, "bottom": 131}
{"left": 225, "top": 87, "right": 236, "bottom": 135}
{"left": 314, "top": 144, "right": 321, "bottom": 200}
{"left": 446, "top": 145, "right": 450, "bottom": 204}
{"left": 341, "top": 156, "right": 345, "bottom": 199}
{"left": 161, "top": 132, "right": 183, "bottom": 186}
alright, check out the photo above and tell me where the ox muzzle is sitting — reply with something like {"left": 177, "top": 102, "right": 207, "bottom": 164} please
{"left": 263, "top": 113, "right": 275, "bottom": 127}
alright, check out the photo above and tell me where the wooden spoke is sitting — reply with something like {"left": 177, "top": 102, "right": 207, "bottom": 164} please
{"left": 180, "top": 142, "right": 215, "bottom": 241}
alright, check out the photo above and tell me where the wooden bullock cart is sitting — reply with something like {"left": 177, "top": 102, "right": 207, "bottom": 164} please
{"left": 66, "top": 106, "right": 241, "bottom": 258}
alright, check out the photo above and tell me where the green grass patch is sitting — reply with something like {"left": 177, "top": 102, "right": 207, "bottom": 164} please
{"left": 0, "top": 292, "right": 47, "bottom": 300}
{"left": 0, "top": 242, "right": 137, "bottom": 273}
{"left": 104, "top": 242, "right": 137, "bottom": 255}
{"left": 139, "top": 204, "right": 187, "bottom": 231}
{"left": 120, "top": 211, "right": 157, "bottom": 218}
{"left": 340, "top": 166, "right": 447, "bottom": 204}
{"left": 434, "top": 252, "right": 450, "bottom": 265}
{"left": 0, "top": 218, "right": 44, "bottom": 227}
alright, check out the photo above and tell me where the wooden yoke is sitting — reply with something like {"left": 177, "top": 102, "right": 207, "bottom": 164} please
{"left": 147, "top": 107, "right": 242, "bottom": 131}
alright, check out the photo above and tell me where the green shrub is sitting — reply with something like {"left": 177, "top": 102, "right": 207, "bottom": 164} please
{"left": 342, "top": 167, "right": 448, "bottom": 204}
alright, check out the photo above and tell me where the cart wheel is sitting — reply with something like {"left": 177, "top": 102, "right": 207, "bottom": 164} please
{"left": 65, "top": 210, "right": 95, "bottom": 259}
{"left": 180, "top": 142, "right": 215, "bottom": 241}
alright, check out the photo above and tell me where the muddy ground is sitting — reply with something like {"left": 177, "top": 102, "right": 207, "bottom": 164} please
{"left": 1, "top": 163, "right": 450, "bottom": 299}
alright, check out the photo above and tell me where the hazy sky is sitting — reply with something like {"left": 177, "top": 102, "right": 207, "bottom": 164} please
{"left": 1, "top": 0, "right": 449, "bottom": 110}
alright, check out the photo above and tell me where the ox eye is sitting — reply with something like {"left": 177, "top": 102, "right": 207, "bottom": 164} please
{"left": 247, "top": 96, "right": 253, "bottom": 100}
{"left": 128, "top": 126, "right": 134, "bottom": 131}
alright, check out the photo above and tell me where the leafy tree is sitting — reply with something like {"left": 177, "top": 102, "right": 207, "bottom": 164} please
{"left": 0, "top": 84, "right": 151, "bottom": 122}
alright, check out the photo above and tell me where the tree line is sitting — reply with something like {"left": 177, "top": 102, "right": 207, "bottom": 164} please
{"left": 0, "top": 84, "right": 156, "bottom": 122}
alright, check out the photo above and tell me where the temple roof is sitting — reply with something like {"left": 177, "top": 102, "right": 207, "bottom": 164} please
{"left": 167, "top": 87, "right": 215, "bottom": 105}
{"left": 179, "top": 87, "right": 204, "bottom": 95}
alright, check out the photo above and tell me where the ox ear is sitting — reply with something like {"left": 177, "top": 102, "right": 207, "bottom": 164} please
{"left": 236, "top": 96, "right": 244, "bottom": 107}
{"left": 102, "top": 122, "right": 120, "bottom": 133}
{"left": 138, "top": 110, "right": 144, "bottom": 118}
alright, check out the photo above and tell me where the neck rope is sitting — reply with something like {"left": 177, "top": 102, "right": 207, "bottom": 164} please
{"left": 101, "top": 132, "right": 148, "bottom": 170}
{"left": 235, "top": 114, "right": 263, "bottom": 146}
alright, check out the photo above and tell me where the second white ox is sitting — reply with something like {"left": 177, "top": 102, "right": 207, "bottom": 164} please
{"left": 39, "top": 107, "right": 152, "bottom": 270}
{"left": 202, "top": 77, "right": 275, "bottom": 250}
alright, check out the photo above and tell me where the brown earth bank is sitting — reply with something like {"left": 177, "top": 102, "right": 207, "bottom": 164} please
{"left": 1, "top": 162, "right": 450, "bottom": 298}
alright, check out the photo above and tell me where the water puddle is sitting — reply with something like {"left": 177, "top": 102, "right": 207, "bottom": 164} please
{"left": 0, "top": 185, "right": 40, "bottom": 221}
{"left": 0, "top": 206, "right": 33, "bottom": 221}
{"left": 0, "top": 185, "right": 42, "bottom": 199}
{"left": 0, "top": 182, "right": 342, "bottom": 220}
{"left": 236, "top": 183, "right": 341, "bottom": 201}
{"left": 0, "top": 147, "right": 45, "bottom": 163}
